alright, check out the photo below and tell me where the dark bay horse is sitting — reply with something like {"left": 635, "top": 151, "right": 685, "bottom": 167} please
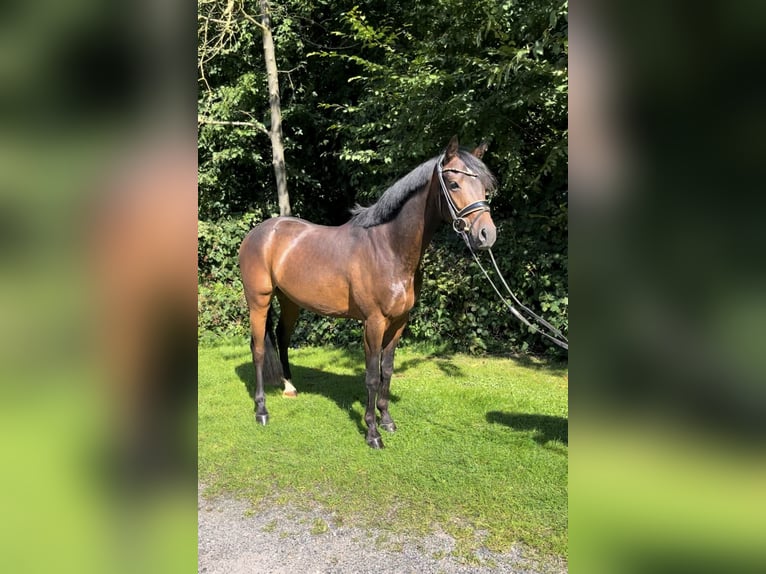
{"left": 239, "top": 136, "right": 497, "bottom": 448}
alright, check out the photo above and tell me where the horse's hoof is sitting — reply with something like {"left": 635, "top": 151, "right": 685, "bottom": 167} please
{"left": 255, "top": 413, "right": 269, "bottom": 426}
{"left": 282, "top": 389, "right": 297, "bottom": 398}
{"left": 366, "top": 436, "right": 385, "bottom": 449}
{"left": 380, "top": 422, "right": 397, "bottom": 433}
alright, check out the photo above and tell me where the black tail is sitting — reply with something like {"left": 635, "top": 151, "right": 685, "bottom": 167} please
{"left": 250, "top": 305, "right": 284, "bottom": 386}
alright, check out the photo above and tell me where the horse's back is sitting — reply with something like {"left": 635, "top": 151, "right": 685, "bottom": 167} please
{"left": 240, "top": 216, "right": 315, "bottom": 264}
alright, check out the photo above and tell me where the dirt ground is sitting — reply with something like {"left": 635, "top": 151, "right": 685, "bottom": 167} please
{"left": 198, "top": 489, "right": 567, "bottom": 574}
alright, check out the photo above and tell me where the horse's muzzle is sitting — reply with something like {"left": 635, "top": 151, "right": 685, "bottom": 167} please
{"left": 471, "top": 217, "right": 497, "bottom": 251}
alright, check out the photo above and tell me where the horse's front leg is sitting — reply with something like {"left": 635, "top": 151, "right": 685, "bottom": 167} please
{"left": 363, "top": 317, "right": 386, "bottom": 449}
{"left": 378, "top": 317, "right": 408, "bottom": 433}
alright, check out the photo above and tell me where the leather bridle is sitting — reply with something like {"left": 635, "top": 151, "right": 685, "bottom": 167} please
{"left": 436, "top": 153, "right": 491, "bottom": 240}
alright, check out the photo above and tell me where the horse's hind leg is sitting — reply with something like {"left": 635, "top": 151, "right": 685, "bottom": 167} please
{"left": 379, "top": 318, "right": 407, "bottom": 433}
{"left": 275, "top": 290, "right": 300, "bottom": 397}
{"left": 248, "top": 298, "right": 272, "bottom": 425}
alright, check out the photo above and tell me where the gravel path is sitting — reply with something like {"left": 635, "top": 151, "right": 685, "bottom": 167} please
{"left": 198, "top": 489, "right": 566, "bottom": 574}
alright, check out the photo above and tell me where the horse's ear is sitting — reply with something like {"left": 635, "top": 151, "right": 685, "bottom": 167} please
{"left": 472, "top": 141, "right": 489, "bottom": 159}
{"left": 445, "top": 135, "right": 459, "bottom": 160}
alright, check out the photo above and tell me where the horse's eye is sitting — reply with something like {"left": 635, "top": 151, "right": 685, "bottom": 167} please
{"left": 449, "top": 181, "right": 460, "bottom": 190}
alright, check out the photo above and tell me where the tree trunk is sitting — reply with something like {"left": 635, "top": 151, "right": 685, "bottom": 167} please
{"left": 259, "top": 0, "right": 291, "bottom": 216}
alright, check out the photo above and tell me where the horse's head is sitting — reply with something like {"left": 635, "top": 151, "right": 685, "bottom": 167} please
{"left": 437, "top": 135, "right": 497, "bottom": 251}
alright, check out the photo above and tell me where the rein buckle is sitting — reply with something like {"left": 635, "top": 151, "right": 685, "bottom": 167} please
{"left": 453, "top": 218, "right": 470, "bottom": 233}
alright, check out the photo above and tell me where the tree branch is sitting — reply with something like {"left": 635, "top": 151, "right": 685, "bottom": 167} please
{"left": 239, "top": 5, "right": 267, "bottom": 32}
{"left": 198, "top": 116, "right": 268, "bottom": 135}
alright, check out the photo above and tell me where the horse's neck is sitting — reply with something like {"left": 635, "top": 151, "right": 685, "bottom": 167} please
{"left": 382, "top": 181, "right": 441, "bottom": 273}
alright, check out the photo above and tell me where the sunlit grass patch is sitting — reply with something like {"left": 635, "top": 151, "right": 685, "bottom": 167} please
{"left": 199, "top": 342, "right": 568, "bottom": 559}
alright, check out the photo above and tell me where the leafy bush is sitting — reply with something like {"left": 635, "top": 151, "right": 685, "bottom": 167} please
{"left": 198, "top": 212, "right": 264, "bottom": 284}
{"left": 408, "top": 226, "right": 568, "bottom": 356}
{"left": 198, "top": 280, "right": 248, "bottom": 339}
{"left": 198, "top": 217, "right": 567, "bottom": 358}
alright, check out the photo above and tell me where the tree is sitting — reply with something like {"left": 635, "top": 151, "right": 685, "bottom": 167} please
{"left": 259, "top": 0, "right": 291, "bottom": 215}
{"left": 198, "top": 0, "right": 291, "bottom": 216}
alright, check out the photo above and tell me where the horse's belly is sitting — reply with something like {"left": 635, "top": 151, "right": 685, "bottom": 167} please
{"left": 273, "top": 252, "right": 361, "bottom": 319}
{"left": 280, "top": 283, "right": 361, "bottom": 319}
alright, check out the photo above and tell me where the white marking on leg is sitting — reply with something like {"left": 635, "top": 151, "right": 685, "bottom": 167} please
{"left": 282, "top": 378, "right": 297, "bottom": 397}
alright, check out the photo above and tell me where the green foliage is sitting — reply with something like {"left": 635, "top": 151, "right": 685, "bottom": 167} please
{"left": 409, "top": 227, "right": 567, "bottom": 356}
{"left": 314, "top": 0, "right": 568, "bottom": 201}
{"left": 198, "top": 212, "right": 263, "bottom": 283}
{"left": 198, "top": 280, "right": 248, "bottom": 340}
{"left": 198, "top": 213, "right": 254, "bottom": 341}
{"left": 197, "top": 0, "right": 568, "bottom": 358}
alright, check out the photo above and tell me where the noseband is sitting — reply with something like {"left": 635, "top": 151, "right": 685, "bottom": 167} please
{"left": 436, "top": 153, "right": 491, "bottom": 240}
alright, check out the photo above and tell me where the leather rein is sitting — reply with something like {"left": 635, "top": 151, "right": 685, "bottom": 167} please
{"left": 436, "top": 153, "right": 569, "bottom": 351}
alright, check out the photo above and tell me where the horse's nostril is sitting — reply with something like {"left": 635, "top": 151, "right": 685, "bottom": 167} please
{"left": 475, "top": 225, "right": 496, "bottom": 250}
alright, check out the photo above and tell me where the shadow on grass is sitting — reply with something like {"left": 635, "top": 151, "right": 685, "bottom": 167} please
{"left": 486, "top": 411, "right": 568, "bottom": 446}
{"left": 319, "top": 345, "right": 466, "bottom": 378}
{"left": 401, "top": 344, "right": 565, "bottom": 377}
{"left": 235, "top": 358, "right": 402, "bottom": 438}
{"left": 502, "top": 354, "right": 568, "bottom": 374}
{"left": 395, "top": 355, "right": 466, "bottom": 378}
{"left": 234, "top": 346, "right": 563, "bottom": 440}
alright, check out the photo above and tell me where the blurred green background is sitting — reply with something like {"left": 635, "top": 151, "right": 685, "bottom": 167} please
{"left": 2, "top": 1, "right": 765, "bottom": 572}
{"left": 0, "top": 1, "right": 196, "bottom": 572}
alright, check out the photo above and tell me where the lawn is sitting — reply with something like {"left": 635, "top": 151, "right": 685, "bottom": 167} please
{"left": 198, "top": 342, "right": 568, "bottom": 561}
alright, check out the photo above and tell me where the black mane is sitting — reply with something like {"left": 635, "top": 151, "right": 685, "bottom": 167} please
{"left": 349, "top": 158, "right": 437, "bottom": 228}
{"left": 350, "top": 150, "right": 496, "bottom": 228}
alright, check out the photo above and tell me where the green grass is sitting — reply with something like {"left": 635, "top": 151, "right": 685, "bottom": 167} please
{"left": 199, "top": 342, "right": 568, "bottom": 560}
